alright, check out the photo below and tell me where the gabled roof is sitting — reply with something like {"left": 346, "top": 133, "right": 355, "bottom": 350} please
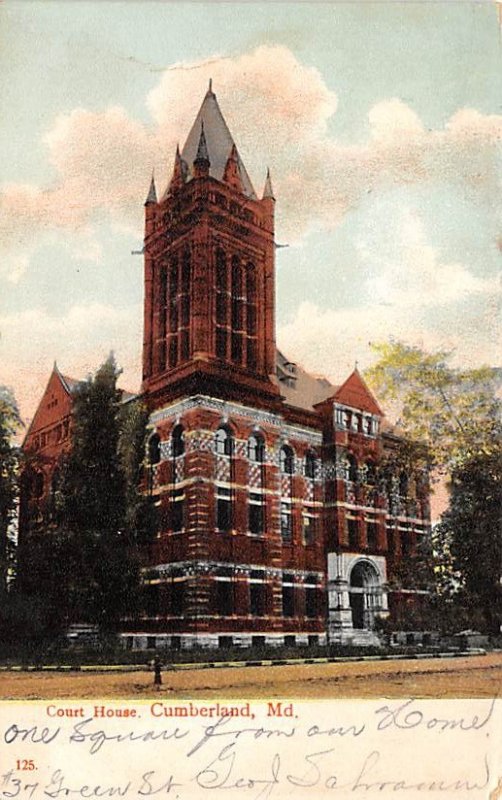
{"left": 180, "top": 86, "right": 257, "bottom": 199}
{"left": 331, "top": 368, "right": 383, "bottom": 416}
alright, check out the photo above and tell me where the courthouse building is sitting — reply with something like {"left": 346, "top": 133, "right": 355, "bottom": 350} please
{"left": 19, "top": 85, "right": 431, "bottom": 648}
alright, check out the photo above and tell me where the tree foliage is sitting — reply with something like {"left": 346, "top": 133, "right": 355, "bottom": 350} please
{"left": 435, "top": 448, "right": 502, "bottom": 634}
{"left": 0, "top": 386, "right": 21, "bottom": 596}
{"left": 29, "top": 355, "right": 143, "bottom": 633}
{"left": 365, "top": 341, "right": 500, "bottom": 473}
{"left": 365, "top": 340, "right": 502, "bottom": 634}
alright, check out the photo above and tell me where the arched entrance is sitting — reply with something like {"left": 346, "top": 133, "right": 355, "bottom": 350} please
{"left": 349, "top": 560, "right": 382, "bottom": 630}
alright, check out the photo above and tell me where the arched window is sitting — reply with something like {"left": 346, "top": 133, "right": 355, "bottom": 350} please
{"left": 305, "top": 451, "right": 316, "bottom": 479}
{"left": 248, "top": 434, "right": 265, "bottom": 463}
{"left": 280, "top": 445, "right": 294, "bottom": 475}
{"left": 148, "top": 433, "right": 161, "bottom": 465}
{"left": 347, "top": 454, "right": 358, "bottom": 483}
{"left": 215, "top": 427, "right": 233, "bottom": 456}
{"left": 172, "top": 424, "right": 184, "bottom": 458}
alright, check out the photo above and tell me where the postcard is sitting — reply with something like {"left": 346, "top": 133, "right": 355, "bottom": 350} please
{"left": 0, "top": 1, "right": 501, "bottom": 797}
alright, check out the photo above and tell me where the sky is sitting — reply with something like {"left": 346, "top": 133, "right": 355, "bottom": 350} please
{"left": 0, "top": 1, "right": 501, "bottom": 429}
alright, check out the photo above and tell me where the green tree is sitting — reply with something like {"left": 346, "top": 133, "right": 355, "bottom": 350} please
{"left": 51, "top": 354, "right": 140, "bottom": 632}
{"left": 365, "top": 340, "right": 502, "bottom": 634}
{"left": 118, "top": 399, "right": 158, "bottom": 548}
{"left": 0, "top": 386, "right": 21, "bottom": 597}
{"left": 435, "top": 448, "right": 502, "bottom": 635}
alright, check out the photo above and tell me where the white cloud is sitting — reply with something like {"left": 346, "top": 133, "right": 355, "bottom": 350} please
{"left": 1, "top": 43, "right": 500, "bottom": 257}
{"left": 361, "top": 208, "right": 498, "bottom": 307}
{"left": 0, "top": 303, "right": 142, "bottom": 425}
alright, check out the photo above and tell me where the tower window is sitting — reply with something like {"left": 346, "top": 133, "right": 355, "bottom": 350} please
{"left": 171, "top": 487, "right": 185, "bottom": 532}
{"left": 281, "top": 502, "right": 292, "bottom": 542}
{"left": 215, "top": 576, "right": 234, "bottom": 616}
{"left": 216, "top": 486, "right": 232, "bottom": 532}
{"left": 347, "top": 518, "right": 359, "bottom": 549}
{"left": 249, "top": 492, "right": 264, "bottom": 535}
{"left": 302, "top": 508, "right": 317, "bottom": 546}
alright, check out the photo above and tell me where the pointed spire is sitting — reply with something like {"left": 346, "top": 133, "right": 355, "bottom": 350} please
{"left": 145, "top": 172, "right": 157, "bottom": 205}
{"left": 195, "top": 122, "right": 210, "bottom": 164}
{"left": 164, "top": 144, "right": 187, "bottom": 197}
{"left": 262, "top": 168, "right": 275, "bottom": 200}
{"left": 208, "top": 77, "right": 213, "bottom": 95}
{"left": 223, "top": 143, "right": 243, "bottom": 192}
{"left": 193, "top": 122, "right": 210, "bottom": 177}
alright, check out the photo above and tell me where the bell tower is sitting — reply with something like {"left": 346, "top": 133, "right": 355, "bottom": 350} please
{"left": 142, "top": 83, "right": 280, "bottom": 410}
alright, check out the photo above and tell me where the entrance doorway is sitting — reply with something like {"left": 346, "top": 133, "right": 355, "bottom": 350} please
{"left": 349, "top": 560, "right": 382, "bottom": 630}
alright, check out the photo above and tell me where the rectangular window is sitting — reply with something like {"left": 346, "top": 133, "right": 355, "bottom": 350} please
{"left": 216, "top": 293, "right": 227, "bottom": 324}
{"left": 305, "top": 588, "right": 317, "bottom": 618}
{"left": 168, "top": 335, "right": 178, "bottom": 367}
{"left": 282, "top": 580, "right": 295, "bottom": 617}
{"left": 387, "top": 528, "right": 395, "bottom": 553}
{"left": 347, "top": 518, "right": 359, "bottom": 549}
{"left": 231, "top": 332, "right": 242, "bottom": 363}
{"left": 250, "top": 583, "right": 265, "bottom": 616}
{"left": 179, "top": 330, "right": 189, "bottom": 362}
{"left": 367, "top": 521, "right": 378, "bottom": 551}
{"left": 249, "top": 492, "right": 263, "bottom": 534}
{"left": 303, "top": 510, "right": 317, "bottom": 546}
{"left": 171, "top": 488, "right": 184, "bottom": 531}
{"left": 281, "top": 502, "right": 292, "bottom": 542}
{"left": 217, "top": 487, "right": 232, "bottom": 532}
{"left": 171, "top": 581, "right": 184, "bottom": 615}
{"left": 216, "top": 580, "right": 234, "bottom": 616}
{"left": 216, "top": 328, "right": 227, "bottom": 359}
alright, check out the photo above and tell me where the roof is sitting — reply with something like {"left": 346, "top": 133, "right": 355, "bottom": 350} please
{"left": 276, "top": 350, "right": 337, "bottom": 411}
{"left": 180, "top": 87, "right": 257, "bottom": 199}
{"left": 332, "top": 369, "right": 383, "bottom": 416}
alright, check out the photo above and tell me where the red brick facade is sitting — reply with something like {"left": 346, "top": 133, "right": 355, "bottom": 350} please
{"left": 19, "top": 86, "right": 431, "bottom": 648}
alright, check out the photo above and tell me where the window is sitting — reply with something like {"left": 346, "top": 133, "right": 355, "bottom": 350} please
{"left": 171, "top": 487, "right": 184, "bottom": 531}
{"left": 305, "top": 451, "right": 316, "bottom": 479}
{"left": 249, "top": 492, "right": 264, "bottom": 534}
{"left": 367, "top": 521, "right": 378, "bottom": 551}
{"left": 302, "top": 509, "right": 317, "bottom": 546}
{"left": 280, "top": 445, "right": 294, "bottom": 475}
{"left": 248, "top": 434, "right": 265, "bottom": 463}
{"left": 399, "top": 471, "right": 409, "bottom": 496}
{"left": 216, "top": 486, "right": 232, "bottom": 531}
{"left": 305, "top": 576, "right": 318, "bottom": 618}
{"left": 216, "top": 578, "right": 234, "bottom": 616}
{"left": 387, "top": 528, "right": 396, "bottom": 554}
{"left": 250, "top": 583, "right": 265, "bottom": 616}
{"left": 347, "top": 518, "right": 359, "bottom": 549}
{"left": 281, "top": 502, "right": 292, "bottom": 542}
{"left": 215, "top": 427, "right": 233, "bottom": 456}
{"left": 172, "top": 425, "right": 184, "bottom": 457}
{"left": 282, "top": 575, "right": 295, "bottom": 617}
{"left": 148, "top": 433, "right": 161, "bottom": 465}
{"left": 171, "top": 581, "right": 185, "bottom": 615}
